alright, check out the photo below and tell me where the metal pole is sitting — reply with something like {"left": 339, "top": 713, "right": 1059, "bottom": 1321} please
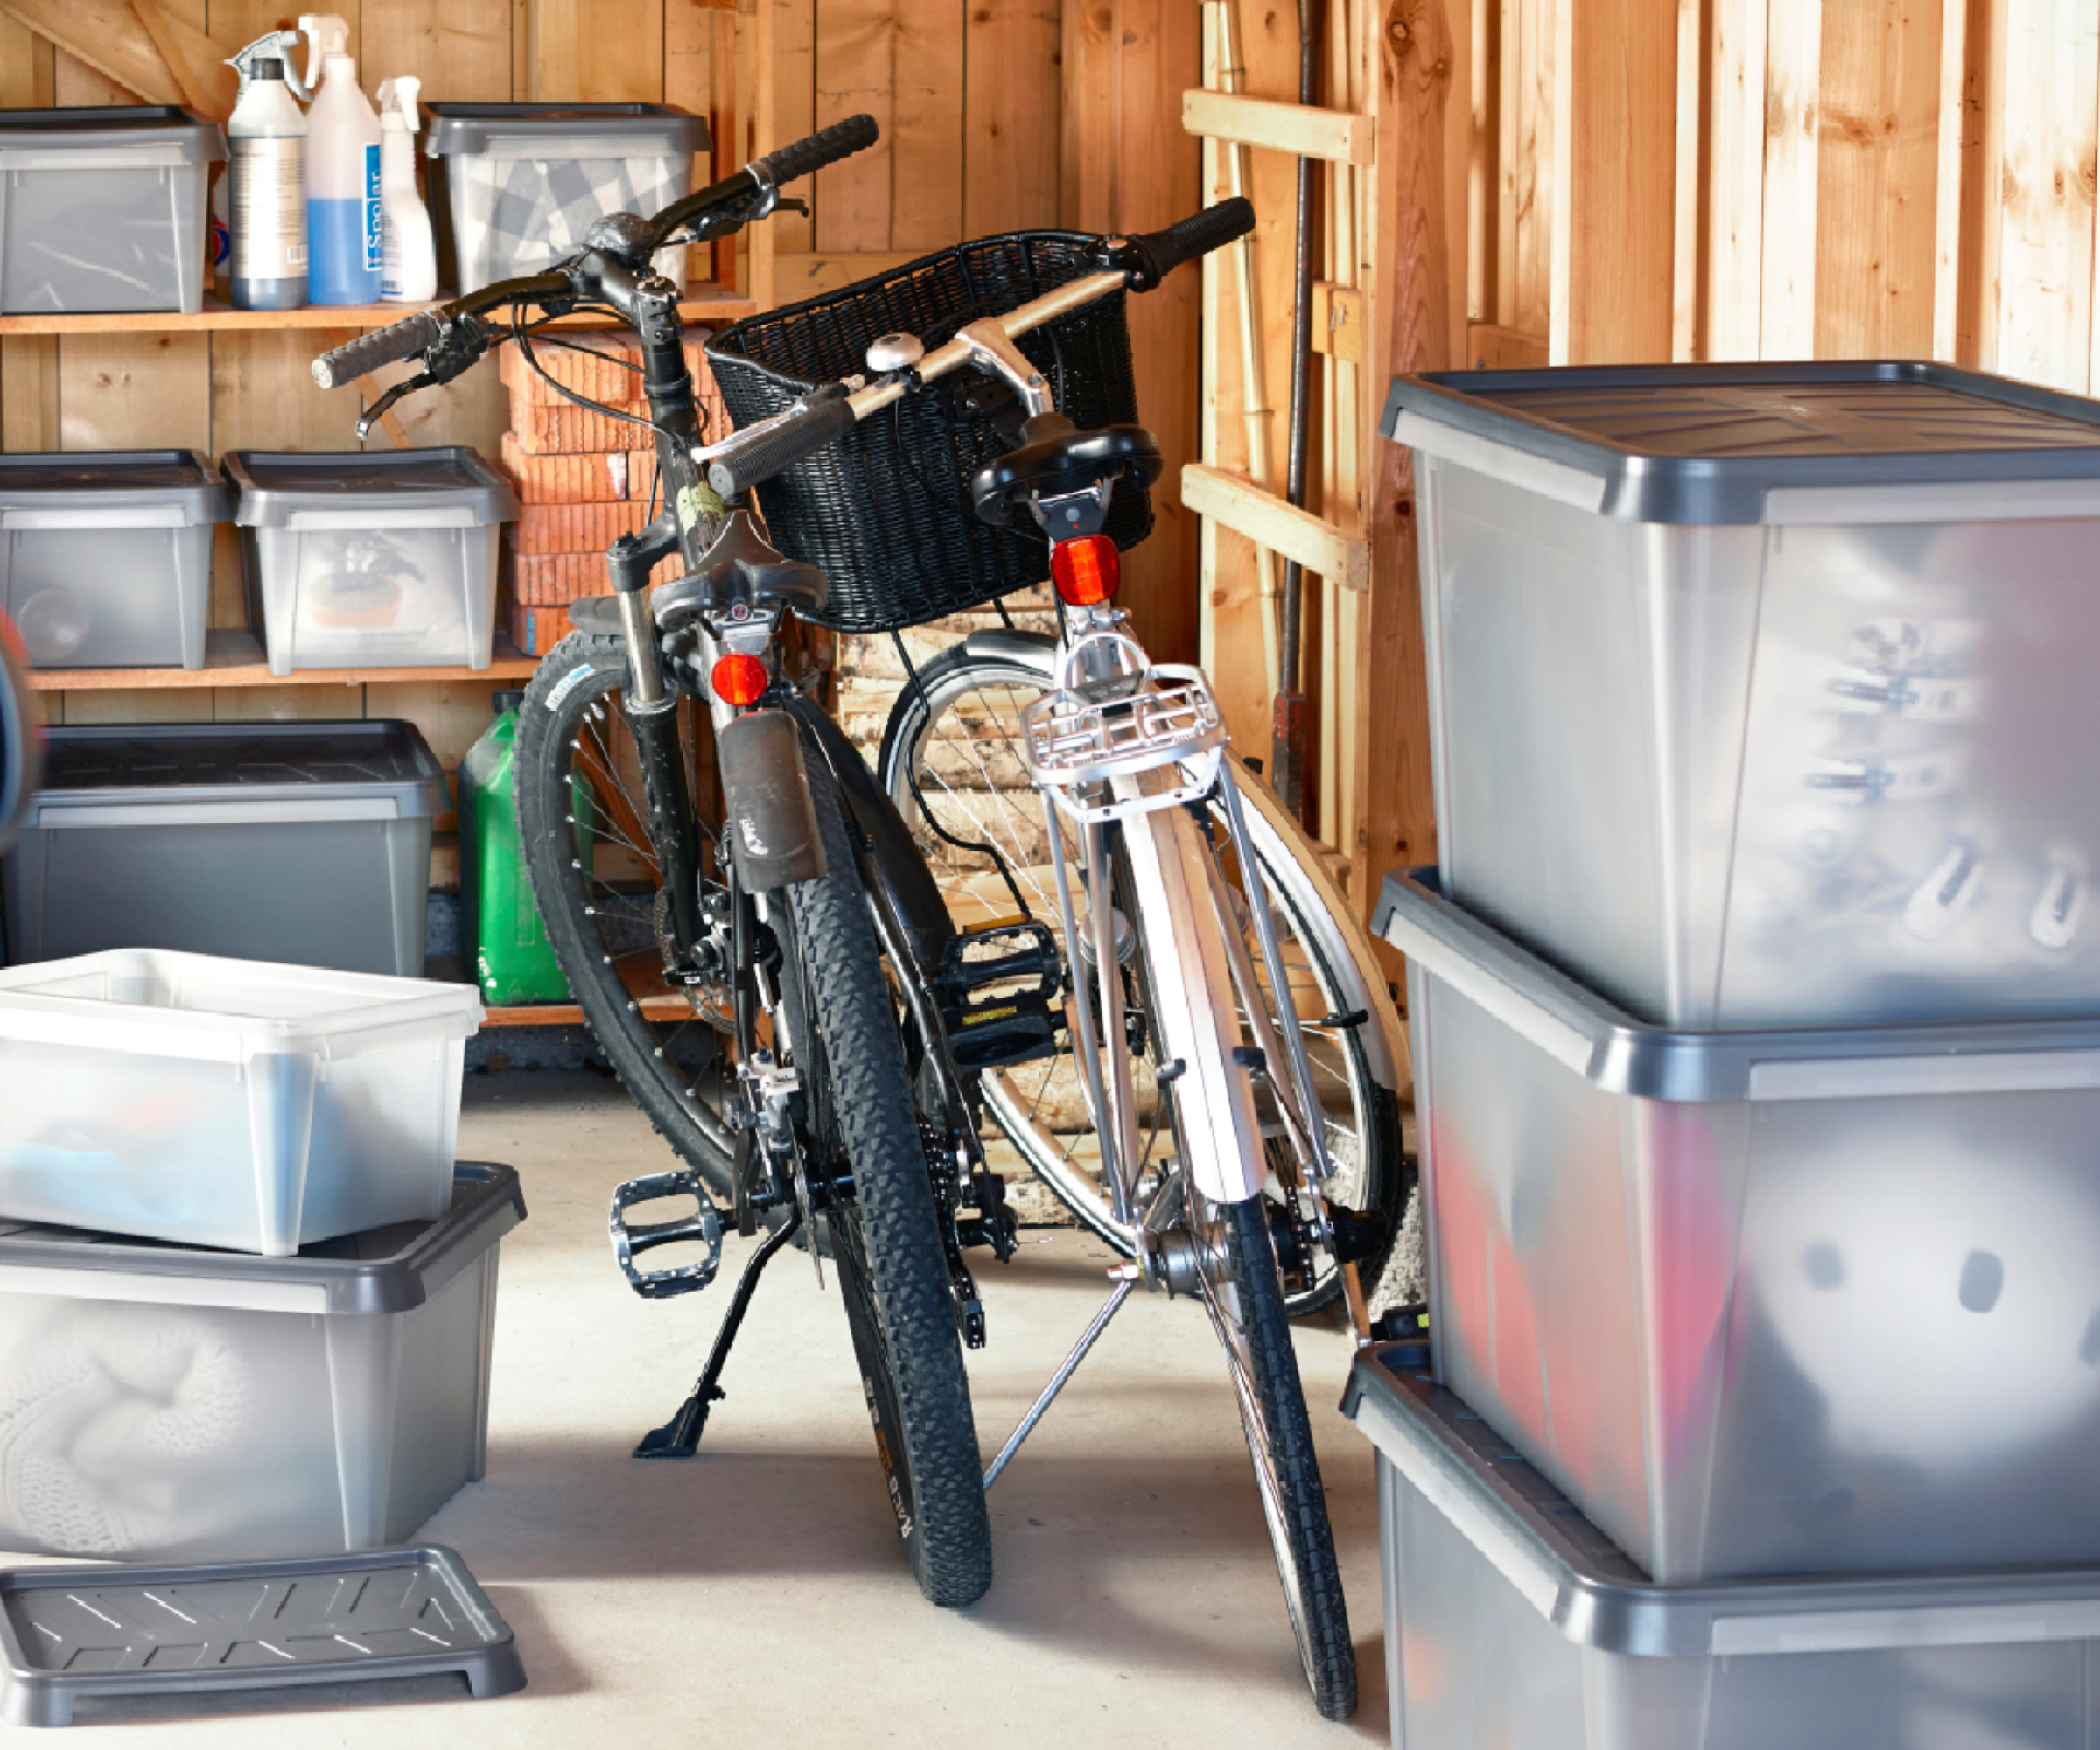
{"left": 984, "top": 1274, "right": 1137, "bottom": 1491}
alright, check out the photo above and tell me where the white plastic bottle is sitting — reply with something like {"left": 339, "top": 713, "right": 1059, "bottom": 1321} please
{"left": 376, "top": 76, "right": 437, "bottom": 303}
{"left": 299, "top": 14, "right": 382, "bottom": 306}
{"left": 224, "top": 31, "right": 312, "bottom": 310}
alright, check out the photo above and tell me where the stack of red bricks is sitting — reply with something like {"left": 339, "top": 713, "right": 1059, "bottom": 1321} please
{"left": 497, "top": 332, "right": 729, "bottom": 654}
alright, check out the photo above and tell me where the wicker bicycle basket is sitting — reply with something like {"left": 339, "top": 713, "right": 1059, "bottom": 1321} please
{"left": 704, "top": 231, "right": 1152, "bottom": 635}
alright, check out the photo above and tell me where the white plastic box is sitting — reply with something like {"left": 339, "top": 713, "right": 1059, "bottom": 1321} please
{"left": 1386, "top": 360, "right": 2100, "bottom": 1028}
{"left": 1378, "top": 867, "right": 2100, "bottom": 1584}
{"left": 0, "top": 107, "right": 224, "bottom": 315}
{"left": 422, "top": 103, "right": 709, "bottom": 294}
{"left": 0, "top": 452, "right": 225, "bottom": 669}
{"left": 223, "top": 449, "right": 518, "bottom": 676}
{"left": 0, "top": 950, "right": 483, "bottom": 1256}
{"left": 0, "top": 1163, "right": 521, "bottom": 1563}
{"left": 1346, "top": 1352, "right": 2100, "bottom": 1750}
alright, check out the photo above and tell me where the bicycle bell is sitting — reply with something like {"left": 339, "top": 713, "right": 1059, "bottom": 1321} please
{"left": 865, "top": 332, "right": 925, "bottom": 374}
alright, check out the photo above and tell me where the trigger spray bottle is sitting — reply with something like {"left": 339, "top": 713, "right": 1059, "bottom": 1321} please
{"left": 224, "top": 32, "right": 311, "bottom": 310}
{"left": 376, "top": 76, "right": 436, "bottom": 302}
{"left": 300, "top": 14, "right": 383, "bottom": 305}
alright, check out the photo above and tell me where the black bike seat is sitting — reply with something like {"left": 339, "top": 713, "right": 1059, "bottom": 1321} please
{"left": 970, "top": 418, "right": 1164, "bottom": 528}
{"left": 653, "top": 513, "right": 828, "bottom": 628}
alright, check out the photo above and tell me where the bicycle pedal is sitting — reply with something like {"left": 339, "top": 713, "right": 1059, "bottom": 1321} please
{"left": 934, "top": 919, "right": 1062, "bottom": 1003}
{"left": 946, "top": 995, "right": 1061, "bottom": 1071}
{"left": 610, "top": 1168, "right": 725, "bottom": 1299}
{"left": 937, "top": 920, "right": 1066, "bottom": 1071}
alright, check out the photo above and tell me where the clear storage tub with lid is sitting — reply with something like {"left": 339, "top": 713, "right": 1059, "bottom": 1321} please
{"left": 1345, "top": 1352, "right": 2100, "bottom": 1750}
{"left": 224, "top": 448, "right": 518, "bottom": 675}
{"left": 3, "top": 718, "right": 451, "bottom": 976}
{"left": 0, "top": 948, "right": 482, "bottom": 1255}
{"left": 1378, "top": 865, "right": 2100, "bottom": 1584}
{"left": 0, "top": 452, "right": 225, "bottom": 669}
{"left": 421, "top": 102, "right": 710, "bottom": 294}
{"left": 0, "top": 107, "right": 225, "bottom": 314}
{"left": 0, "top": 1162, "right": 521, "bottom": 1562}
{"left": 1386, "top": 360, "right": 2100, "bottom": 1028}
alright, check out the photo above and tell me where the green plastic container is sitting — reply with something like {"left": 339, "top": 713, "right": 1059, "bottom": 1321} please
{"left": 459, "top": 690, "right": 570, "bottom": 1004}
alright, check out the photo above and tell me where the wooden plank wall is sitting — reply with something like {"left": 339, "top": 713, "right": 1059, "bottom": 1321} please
{"left": 0, "top": 0, "right": 1203, "bottom": 870}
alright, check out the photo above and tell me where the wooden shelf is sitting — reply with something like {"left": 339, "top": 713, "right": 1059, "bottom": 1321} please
{"left": 0, "top": 285, "right": 759, "bottom": 339}
{"left": 29, "top": 629, "right": 542, "bottom": 691}
{"left": 482, "top": 993, "right": 695, "bottom": 1029}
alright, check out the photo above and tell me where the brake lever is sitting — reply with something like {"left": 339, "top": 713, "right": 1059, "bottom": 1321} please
{"left": 355, "top": 373, "right": 427, "bottom": 441}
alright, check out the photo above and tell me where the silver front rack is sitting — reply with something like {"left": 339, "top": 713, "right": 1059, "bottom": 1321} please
{"left": 1020, "top": 661, "right": 1227, "bottom": 822}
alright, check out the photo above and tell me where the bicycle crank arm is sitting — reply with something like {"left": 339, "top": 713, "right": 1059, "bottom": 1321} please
{"left": 610, "top": 1167, "right": 726, "bottom": 1299}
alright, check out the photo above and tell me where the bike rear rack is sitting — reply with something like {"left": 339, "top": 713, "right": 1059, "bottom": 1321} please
{"left": 1020, "top": 634, "right": 1226, "bottom": 823}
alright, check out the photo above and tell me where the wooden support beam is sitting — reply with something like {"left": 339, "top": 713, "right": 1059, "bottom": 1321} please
{"left": 0, "top": 0, "right": 237, "bottom": 117}
{"left": 1464, "top": 322, "right": 1549, "bottom": 369}
{"left": 1182, "top": 463, "right": 1369, "bottom": 594}
{"left": 1311, "top": 281, "right": 1362, "bottom": 361}
{"left": 1181, "top": 89, "right": 1376, "bottom": 165}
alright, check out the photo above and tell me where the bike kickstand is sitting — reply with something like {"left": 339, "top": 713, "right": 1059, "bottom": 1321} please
{"left": 982, "top": 1268, "right": 1138, "bottom": 1491}
{"left": 634, "top": 1206, "right": 806, "bottom": 1459}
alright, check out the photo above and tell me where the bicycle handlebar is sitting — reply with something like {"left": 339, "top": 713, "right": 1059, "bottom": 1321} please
{"left": 707, "top": 388, "right": 857, "bottom": 498}
{"left": 753, "top": 112, "right": 879, "bottom": 194}
{"left": 1129, "top": 197, "right": 1255, "bottom": 286}
{"left": 312, "top": 311, "right": 443, "bottom": 389}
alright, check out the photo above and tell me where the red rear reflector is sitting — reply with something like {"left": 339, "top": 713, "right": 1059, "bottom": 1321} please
{"left": 710, "top": 652, "right": 769, "bottom": 708}
{"left": 1050, "top": 535, "right": 1121, "bottom": 607}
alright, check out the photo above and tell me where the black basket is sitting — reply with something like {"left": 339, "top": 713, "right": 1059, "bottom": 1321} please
{"left": 704, "top": 232, "right": 1152, "bottom": 635}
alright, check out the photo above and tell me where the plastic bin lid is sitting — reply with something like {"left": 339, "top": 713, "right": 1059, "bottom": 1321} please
{"left": 221, "top": 446, "right": 519, "bottom": 527}
{"left": 0, "top": 104, "right": 226, "bottom": 163}
{"left": 423, "top": 101, "right": 709, "bottom": 156}
{"left": 0, "top": 449, "right": 226, "bottom": 522}
{"left": 1344, "top": 1354, "right": 2100, "bottom": 1658}
{"left": 1383, "top": 360, "right": 2100, "bottom": 523}
{"left": 1374, "top": 867, "right": 2100, "bottom": 1103}
{"left": 25, "top": 718, "right": 451, "bottom": 820}
{"left": 0, "top": 1162, "right": 523, "bottom": 1315}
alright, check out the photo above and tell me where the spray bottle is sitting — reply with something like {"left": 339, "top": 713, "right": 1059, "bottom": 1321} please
{"left": 375, "top": 76, "right": 437, "bottom": 303}
{"left": 299, "top": 14, "right": 382, "bottom": 305}
{"left": 223, "top": 32, "right": 312, "bottom": 311}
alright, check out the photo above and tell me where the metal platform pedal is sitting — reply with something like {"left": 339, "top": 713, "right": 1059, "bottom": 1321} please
{"left": 610, "top": 1166, "right": 724, "bottom": 1299}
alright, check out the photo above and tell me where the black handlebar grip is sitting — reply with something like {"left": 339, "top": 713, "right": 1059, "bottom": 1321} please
{"left": 312, "top": 312, "right": 444, "bottom": 389}
{"left": 708, "top": 395, "right": 860, "bottom": 497}
{"left": 1133, "top": 197, "right": 1256, "bottom": 283}
{"left": 752, "top": 114, "right": 879, "bottom": 191}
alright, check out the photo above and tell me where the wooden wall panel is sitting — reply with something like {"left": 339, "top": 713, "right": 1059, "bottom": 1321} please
{"left": 1994, "top": 0, "right": 2097, "bottom": 388}
{"left": 963, "top": 0, "right": 1060, "bottom": 231}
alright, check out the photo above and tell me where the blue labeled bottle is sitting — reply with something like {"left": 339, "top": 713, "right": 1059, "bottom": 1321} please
{"left": 300, "top": 15, "right": 382, "bottom": 305}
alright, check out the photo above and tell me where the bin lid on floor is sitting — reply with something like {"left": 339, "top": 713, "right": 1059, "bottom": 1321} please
{"left": 0, "top": 1544, "right": 524, "bottom": 1727}
{"left": 1383, "top": 360, "right": 2100, "bottom": 523}
{"left": 423, "top": 100, "right": 708, "bottom": 157}
{"left": 0, "top": 105, "right": 226, "bottom": 164}
{"left": 222, "top": 448, "right": 518, "bottom": 527}
{"left": 0, "top": 450, "right": 226, "bottom": 522}
{"left": 21, "top": 719, "right": 451, "bottom": 821}
{"left": 1344, "top": 1349, "right": 2100, "bottom": 1659}
{"left": 0, "top": 1162, "right": 523, "bottom": 1315}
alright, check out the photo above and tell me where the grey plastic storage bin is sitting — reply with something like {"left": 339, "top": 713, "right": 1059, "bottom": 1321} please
{"left": 0, "top": 1162, "right": 521, "bottom": 1563}
{"left": 224, "top": 449, "right": 518, "bottom": 675}
{"left": 1376, "top": 865, "right": 2100, "bottom": 1585}
{"left": 0, "top": 452, "right": 225, "bottom": 669}
{"left": 0, "top": 107, "right": 224, "bottom": 314}
{"left": 1386, "top": 360, "right": 2100, "bottom": 1029}
{"left": 422, "top": 102, "right": 709, "bottom": 294}
{"left": 2, "top": 719, "right": 449, "bottom": 975}
{"left": 1345, "top": 1352, "right": 2100, "bottom": 1750}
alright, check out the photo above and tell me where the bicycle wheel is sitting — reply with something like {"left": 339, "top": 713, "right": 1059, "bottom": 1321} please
{"left": 877, "top": 638, "right": 1405, "bottom": 1312}
{"left": 515, "top": 631, "right": 741, "bottom": 1188}
{"left": 1198, "top": 1191, "right": 1357, "bottom": 1719}
{"left": 780, "top": 758, "right": 994, "bottom": 1608}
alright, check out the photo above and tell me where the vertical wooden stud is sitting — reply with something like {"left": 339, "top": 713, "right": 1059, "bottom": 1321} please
{"left": 1707, "top": 0, "right": 1767, "bottom": 358}
{"left": 1758, "top": 0, "right": 1819, "bottom": 357}
{"left": 1995, "top": 0, "right": 2097, "bottom": 391}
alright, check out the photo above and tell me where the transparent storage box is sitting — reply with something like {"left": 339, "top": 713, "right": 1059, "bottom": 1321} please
{"left": 0, "top": 107, "right": 224, "bottom": 315}
{"left": 2, "top": 719, "right": 451, "bottom": 976}
{"left": 0, "top": 949, "right": 482, "bottom": 1255}
{"left": 1345, "top": 1351, "right": 2100, "bottom": 1750}
{"left": 0, "top": 452, "right": 225, "bottom": 669}
{"left": 224, "top": 449, "right": 518, "bottom": 675}
{"left": 1386, "top": 361, "right": 2100, "bottom": 1028}
{"left": 1377, "top": 866, "right": 2100, "bottom": 1584}
{"left": 0, "top": 1163, "right": 521, "bottom": 1563}
{"left": 422, "top": 103, "right": 709, "bottom": 294}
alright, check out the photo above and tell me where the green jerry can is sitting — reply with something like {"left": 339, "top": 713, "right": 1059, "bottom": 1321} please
{"left": 459, "top": 688, "right": 570, "bottom": 1004}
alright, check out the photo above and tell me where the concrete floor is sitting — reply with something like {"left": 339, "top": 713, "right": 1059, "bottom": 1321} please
{"left": 43, "top": 1070, "right": 1390, "bottom": 1743}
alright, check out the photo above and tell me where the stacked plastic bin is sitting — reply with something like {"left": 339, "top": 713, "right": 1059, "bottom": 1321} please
{"left": 496, "top": 330, "right": 722, "bottom": 654}
{"left": 1357, "top": 361, "right": 2100, "bottom": 1749}
{"left": 0, "top": 948, "right": 511, "bottom": 1564}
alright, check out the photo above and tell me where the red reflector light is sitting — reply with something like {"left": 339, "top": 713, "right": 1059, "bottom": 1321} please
{"left": 1050, "top": 535, "right": 1121, "bottom": 607}
{"left": 710, "top": 652, "right": 769, "bottom": 708}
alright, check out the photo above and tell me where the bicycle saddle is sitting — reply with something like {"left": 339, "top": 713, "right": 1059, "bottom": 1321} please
{"left": 652, "top": 512, "right": 828, "bottom": 628}
{"left": 970, "top": 416, "right": 1164, "bottom": 528}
